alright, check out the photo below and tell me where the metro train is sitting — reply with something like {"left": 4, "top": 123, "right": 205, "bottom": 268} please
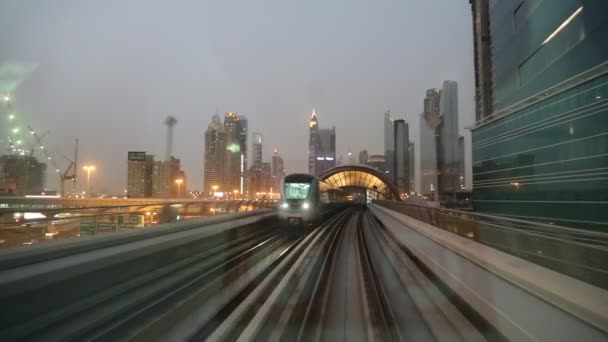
{"left": 278, "top": 173, "right": 346, "bottom": 225}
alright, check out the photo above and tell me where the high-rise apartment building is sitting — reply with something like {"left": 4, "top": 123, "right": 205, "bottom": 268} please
{"left": 127, "top": 151, "right": 153, "bottom": 198}
{"left": 469, "top": 0, "right": 608, "bottom": 228}
{"left": 151, "top": 157, "right": 181, "bottom": 198}
{"left": 203, "top": 114, "right": 226, "bottom": 195}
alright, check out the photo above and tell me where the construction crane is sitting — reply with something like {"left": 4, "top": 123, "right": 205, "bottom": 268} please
{"left": 56, "top": 138, "right": 78, "bottom": 195}
{"left": 28, "top": 126, "right": 79, "bottom": 196}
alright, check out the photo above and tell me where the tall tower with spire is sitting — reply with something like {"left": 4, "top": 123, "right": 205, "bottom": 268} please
{"left": 308, "top": 109, "right": 319, "bottom": 174}
{"left": 308, "top": 109, "right": 336, "bottom": 176}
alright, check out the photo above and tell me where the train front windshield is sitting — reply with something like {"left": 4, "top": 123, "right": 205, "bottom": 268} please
{"left": 284, "top": 183, "right": 311, "bottom": 199}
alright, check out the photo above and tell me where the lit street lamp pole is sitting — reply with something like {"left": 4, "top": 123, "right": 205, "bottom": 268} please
{"left": 83, "top": 165, "right": 95, "bottom": 196}
{"left": 175, "top": 179, "right": 184, "bottom": 198}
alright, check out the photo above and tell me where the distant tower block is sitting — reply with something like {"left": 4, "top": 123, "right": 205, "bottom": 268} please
{"left": 165, "top": 116, "right": 177, "bottom": 161}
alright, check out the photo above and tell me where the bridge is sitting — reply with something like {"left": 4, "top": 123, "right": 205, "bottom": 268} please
{"left": 0, "top": 166, "right": 606, "bottom": 341}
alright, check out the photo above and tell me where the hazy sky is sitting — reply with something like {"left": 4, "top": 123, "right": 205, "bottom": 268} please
{"left": 0, "top": 0, "right": 475, "bottom": 193}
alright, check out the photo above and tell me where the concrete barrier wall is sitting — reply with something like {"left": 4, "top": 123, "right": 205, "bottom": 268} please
{"left": 369, "top": 204, "right": 608, "bottom": 341}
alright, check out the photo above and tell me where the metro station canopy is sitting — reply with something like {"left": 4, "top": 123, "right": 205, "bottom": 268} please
{"left": 320, "top": 165, "right": 401, "bottom": 200}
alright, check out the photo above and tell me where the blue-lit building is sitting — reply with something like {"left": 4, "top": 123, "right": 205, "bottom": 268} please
{"left": 470, "top": 0, "right": 608, "bottom": 230}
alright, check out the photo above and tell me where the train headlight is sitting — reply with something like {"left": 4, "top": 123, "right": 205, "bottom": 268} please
{"left": 280, "top": 202, "right": 289, "bottom": 209}
{"left": 302, "top": 202, "right": 310, "bottom": 210}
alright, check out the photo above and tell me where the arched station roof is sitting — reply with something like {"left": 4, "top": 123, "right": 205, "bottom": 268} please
{"left": 319, "top": 165, "right": 401, "bottom": 200}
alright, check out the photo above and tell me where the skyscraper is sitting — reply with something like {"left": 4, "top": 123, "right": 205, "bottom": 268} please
{"left": 420, "top": 88, "right": 441, "bottom": 197}
{"left": 469, "top": 0, "right": 608, "bottom": 228}
{"left": 358, "top": 150, "right": 368, "bottom": 165}
{"left": 424, "top": 88, "right": 441, "bottom": 115}
{"left": 383, "top": 111, "right": 395, "bottom": 183}
{"left": 252, "top": 131, "right": 262, "bottom": 170}
{"left": 261, "top": 161, "right": 272, "bottom": 195}
{"left": 315, "top": 127, "right": 336, "bottom": 176}
{"left": 151, "top": 157, "right": 181, "bottom": 198}
{"left": 470, "top": 0, "right": 494, "bottom": 123}
{"left": 308, "top": 110, "right": 336, "bottom": 176}
{"left": 224, "top": 112, "right": 241, "bottom": 194}
{"left": 271, "top": 148, "right": 285, "bottom": 195}
{"left": 236, "top": 116, "right": 248, "bottom": 194}
{"left": 458, "top": 136, "right": 465, "bottom": 190}
{"left": 204, "top": 114, "right": 226, "bottom": 195}
{"left": 308, "top": 109, "right": 319, "bottom": 174}
{"left": 127, "top": 151, "right": 153, "bottom": 198}
{"left": 248, "top": 131, "right": 263, "bottom": 196}
{"left": 438, "top": 80, "right": 462, "bottom": 196}
{"left": 409, "top": 141, "right": 415, "bottom": 193}
{"left": 394, "top": 119, "right": 410, "bottom": 196}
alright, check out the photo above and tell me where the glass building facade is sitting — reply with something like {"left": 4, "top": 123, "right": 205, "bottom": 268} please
{"left": 438, "top": 80, "right": 463, "bottom": 196}
{"left": 471, "top": 0, "right": 608, "bottom": 230}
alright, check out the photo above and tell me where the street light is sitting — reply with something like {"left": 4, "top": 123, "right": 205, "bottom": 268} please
{"left": 233, "top": 189, "right": 239, "bottom": 199}
{"left": 175, "top": 179, "right": 184, "bottom": 198}
{"left": 83, "top": 165, "right": 96, "bottom": 196}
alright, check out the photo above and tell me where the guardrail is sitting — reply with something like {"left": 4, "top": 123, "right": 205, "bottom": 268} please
{"left": 374, "top": 200, "right": 608, "bottom": 290}
{"left": 370, "top": 204, "right": 608, "bottom": 341}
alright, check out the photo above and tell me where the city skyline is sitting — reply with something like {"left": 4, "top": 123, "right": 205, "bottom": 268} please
{"left": 0, "top": 0, "right": 475, "bottom": 192}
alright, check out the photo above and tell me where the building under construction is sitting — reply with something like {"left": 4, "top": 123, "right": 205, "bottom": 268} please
{"left": 0, "top": 154, "right": 46, "bottom": 195}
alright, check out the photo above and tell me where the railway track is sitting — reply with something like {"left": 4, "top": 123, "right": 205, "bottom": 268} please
{"left": 0, "top": 206, "right": 494, "bottom": 341}
{"left": 200, "top": 206, "right": 488, "bottom": 342}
